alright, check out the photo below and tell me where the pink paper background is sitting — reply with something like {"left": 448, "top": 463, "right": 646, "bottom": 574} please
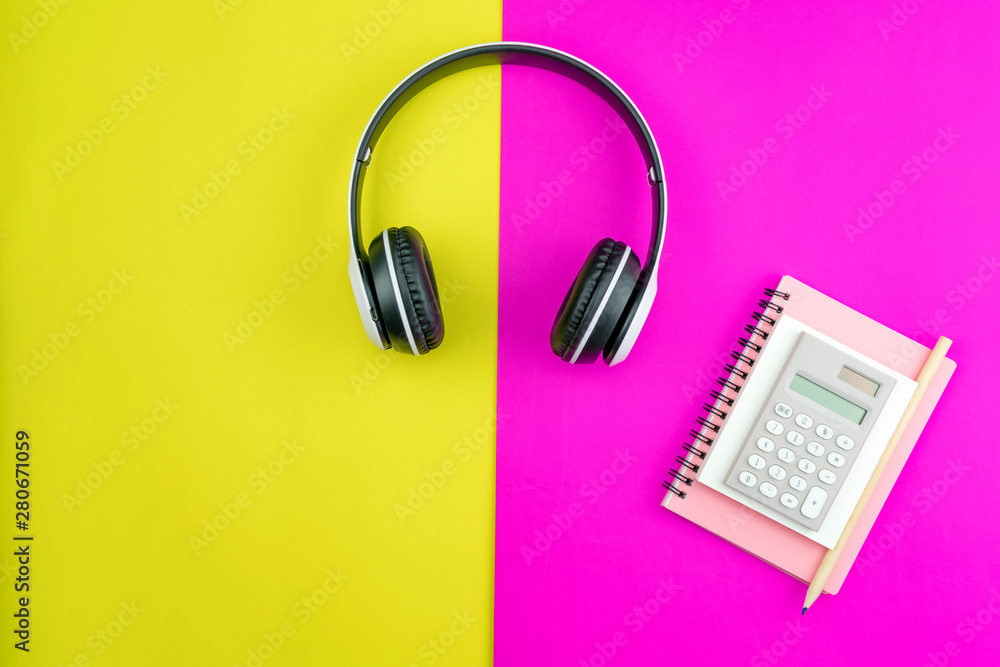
{"left": 496, "top": 2, "right": 1000, "bottom": 665}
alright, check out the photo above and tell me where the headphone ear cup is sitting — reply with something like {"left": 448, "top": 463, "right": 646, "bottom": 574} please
{"left": 550, "top": 238, "right": 640, "bottom": 364}
{"left": 367, "top": 227, "right": 445, "bottom": 355}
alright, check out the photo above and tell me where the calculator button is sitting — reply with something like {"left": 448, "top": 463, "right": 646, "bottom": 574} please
{"left": 795, "top": 413, "right": 814, "bottom": 429}
{"left": 765, "top": 420, "right": 784, "bottom": 435}
{"left": 768, "top": 465, "right": 787, "bottom": 481}
{"left": 806, "top": 441, "right": 825, "bottom": 457}
{"left": 788, "top": 475, "right": 807, "bottom": 491}
{"left": 759, "top": 482, "right": 778, "bottom": 498}
{"left": 816, "top": 424, "right": 833, "bottom": 439}
{"left": 797, "top": 459, "right": 817, "bottom": 474}
{"left": 785, "top": 430, "right": 805, "bottom": 446}
{"left": 827, "top": 452, "right": 846, "bottom": 468}
{"left": 777, "top": 447, "right": 795, "bottom": 464}
{"left": 801, "top": 486, "right": 828, "bottom": 519}
{"left": 748, "top": 454, "right": 766, "bottom": 470}
{"left": 756, "top": 437, "right": 775, "bottom": 452}
{"left": 774, "top": 403, "right": 793, "bottom": 419}
{"left": 739, "top": 471, "right": 757, "bottom": 487}
{"left": 780, "top": 493, "right": 799, "bottom": 509}
{"left": 836, "top": 434, "right": 855, "bottom": 450}
{"left": 818, "top": 469, "right": 837, "bottom": 485}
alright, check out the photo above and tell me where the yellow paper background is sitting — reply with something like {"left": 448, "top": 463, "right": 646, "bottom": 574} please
{"left": 0, "top": 1, "right": 500, "bottom": 664}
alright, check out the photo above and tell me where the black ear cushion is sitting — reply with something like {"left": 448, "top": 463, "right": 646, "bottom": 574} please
{"left": 392, "top": 227, "right": 444, "bottom": 352}
{"left": 368, "top": 227, "right": 444, "bottom": 355}
{"left": 551, "top": 239, "right": 617, "bottom": 359}
{"left": 550, "top": 238, "right": 640, "bottom": 363}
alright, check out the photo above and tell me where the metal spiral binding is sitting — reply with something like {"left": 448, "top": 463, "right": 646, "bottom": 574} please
{"left": 663, "top": 287, "right": 790, "bottom": 498}
{"left": 723, "top": 363, "right": 748, "bottom": 380}
{"left": 703, "top": 403, "right": 726, "bottom": 419}
{"left": 694, "top": 416, "right": 720, "bottom": 432}
{"left": 709, "top": 389, "right": 734, "bottom": 406}
{"left": 744, "top": 323, "right": 769, "bottom": 340}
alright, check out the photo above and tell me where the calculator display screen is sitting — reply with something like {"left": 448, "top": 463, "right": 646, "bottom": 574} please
{"left": 789, "top": 374, "right": 867, "bottom": 424}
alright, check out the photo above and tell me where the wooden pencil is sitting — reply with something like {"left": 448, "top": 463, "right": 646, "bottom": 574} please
{"left": 802, "top": 335, "right": 953, "bottom": 614}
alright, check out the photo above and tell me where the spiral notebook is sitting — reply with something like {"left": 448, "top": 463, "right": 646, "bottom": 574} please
{"left": 660, "top": 276, "right": 956, "bottom": 595}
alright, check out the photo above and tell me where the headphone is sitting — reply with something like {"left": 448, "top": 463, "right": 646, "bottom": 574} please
{"left": 348, "top": 42, "right": 667, "bottom": 365}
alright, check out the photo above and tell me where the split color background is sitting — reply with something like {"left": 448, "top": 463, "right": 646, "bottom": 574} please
{"left": 2, "top": 1, "right": 999, "bottom": 666}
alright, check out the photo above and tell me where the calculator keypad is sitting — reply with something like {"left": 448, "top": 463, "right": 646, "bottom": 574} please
{"left": 719, "top": 332, "right": 895, "bottom": 534}
{"left": 726, "top": 400, "right": 864, "bottom": 529}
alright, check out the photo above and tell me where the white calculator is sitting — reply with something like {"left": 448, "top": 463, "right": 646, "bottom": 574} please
{"left": 723, "top": 332, "right": 896, "bottom": 531}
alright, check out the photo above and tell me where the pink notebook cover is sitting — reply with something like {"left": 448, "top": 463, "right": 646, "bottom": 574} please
{"left": 661, "top": 275, "right": 956, "bottom": 595}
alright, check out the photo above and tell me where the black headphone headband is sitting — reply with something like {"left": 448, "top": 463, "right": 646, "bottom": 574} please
{"left": 348, "top": 41, "right": 667, "bottom": 272}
